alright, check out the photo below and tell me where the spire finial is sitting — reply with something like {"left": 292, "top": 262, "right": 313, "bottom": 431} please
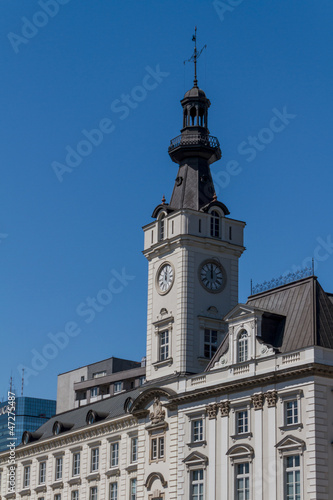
{"left": 184, "top": 27, "right": 207, "bottom": 88}
{"left": 162, "top": 194, "right": 166, "bottom": 205}
{"left": 193, "top": 26, "right": 198, "bottom": 87}
{"left": 213, "top": 192, "right": 217, "bottom": 202}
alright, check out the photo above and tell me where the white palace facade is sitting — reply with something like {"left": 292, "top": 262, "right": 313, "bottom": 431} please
{"left": 1, "top": 63, "right": 333, "bottom": 500}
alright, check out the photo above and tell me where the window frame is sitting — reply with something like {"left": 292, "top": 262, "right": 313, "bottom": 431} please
{"left": 130, "top": 477, "right": 137, "bottom": 500}
{"left": 114, "top": 382, "right": 122, "bottom": 394}
{"left": 284, "top": 454, "right": 301, "bottom": 500}
{"left": 210, "top": 210, "right": 221, "bottom": 238}
{"left": 90, "top": 447, "right": 99, "bottom": 472}
{"left": 203, "top": 328, "right": 218, "bottom": 359}
{"left": 237, "top": 330, "right": 248, "bottom": 363}
{"left": 71, "top": 491, "right": 79, "bottom": 500}
{"left": 55, "top": 456, "right": 63, "bottom": 481}
{"left": 23, "top": 465, "right": 30, "bottom": 488}
{"left": 72, "top": 451, "right": 80, "bottom": 476}
{"left": 110, "top": 441, "right": 119, "bottom": 468}
{"left": 131, "top": 436, "right": 138, "bottom": 463}
{"left": 39, "top": 461, "right": 46, "bottom": 484}
{"left": 90, "top": 486, "right": 98, "bottom": 500}
{"left": 159, "top": 330, "right": 169, "bottom": 361}
{"left": 279, "top": 391, "right": 303, "bottom": 431}
{"left": 235, "top": 462, "right": 250, "bottom": 500}
{"left": 236, "top": 409, "right": 249, "bottom": 435}
{"left": 109, "top": 481, "right": 118, "bottom": 500}
{"left": 190, "top": 468, "right": 205, "bottom": 500}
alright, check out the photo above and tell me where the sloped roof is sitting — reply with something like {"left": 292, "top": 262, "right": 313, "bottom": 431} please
{"left": 247, "top": 277, "right": 333, "bottom": 352}
{"left": 17, "top": 388, "right": 141, "bottom": 447}
{"left": 207, "top": 277, "right": 333, "bottom": 369}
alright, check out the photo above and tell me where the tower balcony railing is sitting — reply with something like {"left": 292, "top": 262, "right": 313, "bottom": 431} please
{"left": 168, "top": 133, "right": 220, "bottom": 152}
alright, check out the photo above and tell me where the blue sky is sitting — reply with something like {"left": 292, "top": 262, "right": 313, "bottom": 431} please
{"left": 1, "top": 0, "right": 332, "bottom": 400}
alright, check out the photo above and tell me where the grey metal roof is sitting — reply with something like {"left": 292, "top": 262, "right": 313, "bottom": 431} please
{"left": 18, "top": 388, "right": 141, "bottom": 446}
{"left": 207, "top": 277, "right": 333, "bottom": 369}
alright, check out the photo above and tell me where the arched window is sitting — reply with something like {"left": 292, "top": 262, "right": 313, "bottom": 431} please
{"left": 238, "top": 331, "right": 248, "bottom": 363}
{"left": 159, "top": 214, "right": 165, "bottom": 241}
{"left": 210, "top": 210, "right": 220, "bottom": 238}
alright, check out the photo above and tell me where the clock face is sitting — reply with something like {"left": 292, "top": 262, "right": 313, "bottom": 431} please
{"left": 157, "top": 263, "right": 174, "bottom": 294}
{"left": 199, "top": 260, "right": 225, "bottom": 293}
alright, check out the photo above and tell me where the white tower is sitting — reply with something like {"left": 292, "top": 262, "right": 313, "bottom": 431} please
{"left": 143, "top": 66, "right": 245, "bottom": 381}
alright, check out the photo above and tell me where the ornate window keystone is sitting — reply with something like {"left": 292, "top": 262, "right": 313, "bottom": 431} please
{"left": 265, "top": 390, "right": 278, "bottom": 408}
{"left": 206, "top": 404, "right": 218, "bottom": 420}
{"left": 219, "top": 401, "right": 230, "bottom": 417}
{"left": 251, "top": 393, "right": 264, "bottom": 410}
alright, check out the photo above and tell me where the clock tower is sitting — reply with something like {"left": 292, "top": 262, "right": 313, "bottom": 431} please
{"left": 143, "top": 50, "right": 245, "bottom": 382}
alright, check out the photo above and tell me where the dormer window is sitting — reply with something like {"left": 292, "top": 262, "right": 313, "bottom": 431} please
{"left": 210, "top": 210, "right": 220, "bottom": 238}
{"left": 238, "top": 331, "right": 248, "bottom": 363}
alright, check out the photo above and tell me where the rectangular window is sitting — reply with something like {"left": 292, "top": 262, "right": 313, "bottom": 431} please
{"left": 91, "top": 387, "right": 98, "bottom": 397}
{"left": 39, "top": 461, "right": 46, "bottom": 484}
{"left": 130, "top": 478, "right": 137, "bottom": 500}
{"left": 236, "top": 410, "right": 249, "bottom": 434}
{"left": 191, "top": 469, "right": 204, "bottom": 500}
{"left": 54, "top": 495, "right": 61, "bottom": 500}
{"left": 229, "top": 226, "right": 232, "bottom": 240}
{"left": 285, "top": 400, "right": 299, "bottom": 426}
{"left": 192, "top": 418, "right": 204, "bottom": 442}
{"left": 92, "top": 371, "right": 106, "bottom": 378}
{"left": 139, "top": 376, "right": 146, "bottom": 386}
{"left": 55, "top": 457, "right": 63, "bottom": 480}
{"left": 114, "top": 382, "right": 122, "bottom": 393}
{"left": 91, "top": 448, "right": 99, "bottom": 472}
{"left": 72, "top": 452, "right": 80, "bottom": 476}
{"left": 236, "top": 462, "right": 250, "bottom": 500}
{"left": 111, "top": 442, "right": 119, "bottom": 467}
{"left": 23, "top": 465, "right": 30, "bottom": 488}
{"left": 285, "top": 455, "right": 301, "bottom": 500}
{"left": 131, "top": 437, "right": 138, "bottom": 463}
{"left": 160, "top": 330, "right": 169, "bottom": 361}
{"left": 110, "top": 482, "right": 118, "bottom": 500}
{"left": 199, "top": 219, "right": 202, "bottom": 233}
{"left": 150, "top": 436, "right": 165, "bottom": 461}
{"left": 90, "top": 486, "right": 98, "bottom": 500}
{"left": 71, "top": 491, "right": 79, "bottom": 500}
{"left": 204, "top": 329, "right": 218, "bottom": 359}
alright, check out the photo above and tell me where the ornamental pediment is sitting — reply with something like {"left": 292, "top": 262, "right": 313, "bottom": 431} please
{"left": 223, "top": 304, "right": 257, "bottom": 322}
{"left": 183, "top": 451, "right": 208, "bottom": 468}
{"left": 275, "top": 435, "right": 306, "bottom": 452}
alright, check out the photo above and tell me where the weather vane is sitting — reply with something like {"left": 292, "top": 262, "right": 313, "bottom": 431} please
{"left": 184, "top": 27, "right": 207, "bottom": 88}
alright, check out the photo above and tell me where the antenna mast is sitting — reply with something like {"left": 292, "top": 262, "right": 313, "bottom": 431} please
{"left": 21, "top": 368, "right": 24, "bottom": 397}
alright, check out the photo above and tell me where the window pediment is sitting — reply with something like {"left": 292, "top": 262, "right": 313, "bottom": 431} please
{"left": 275, "top": 435, "right": 306, "bottom": 456}
{"left": 183, "top": 451, "right": 208, "bottom": 469}
{"left": 227, "top": 444, "right": 254, "bottom": 463}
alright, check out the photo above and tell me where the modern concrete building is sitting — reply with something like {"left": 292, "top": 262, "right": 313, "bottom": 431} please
{"left": 56, "top": 357, "right": 146, "bottom": 414}
{"left": 0, "top": 62, "right": 332, "bottom": 500}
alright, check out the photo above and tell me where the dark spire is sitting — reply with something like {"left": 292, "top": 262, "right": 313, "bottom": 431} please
{"left": 167, "top": 33, "right": 222, "bottom": 212}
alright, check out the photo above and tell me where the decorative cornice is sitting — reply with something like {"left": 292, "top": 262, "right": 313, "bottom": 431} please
{"left": 164, "top": 363, "right": 333, "bottom": 409}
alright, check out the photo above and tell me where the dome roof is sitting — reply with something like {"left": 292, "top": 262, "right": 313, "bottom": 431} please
{"left": 184, "top": 86, "right": 207, "bottom": 98}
